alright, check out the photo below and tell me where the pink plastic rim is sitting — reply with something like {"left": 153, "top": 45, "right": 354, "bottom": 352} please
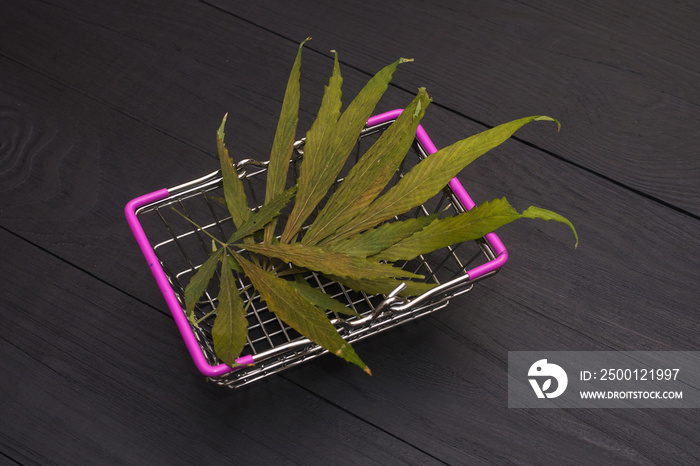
{"left": 125, "top": 109, "right": 508, "bottom": 377}
{"left": 125, "top": 190, "right": 235, "bottom": 377}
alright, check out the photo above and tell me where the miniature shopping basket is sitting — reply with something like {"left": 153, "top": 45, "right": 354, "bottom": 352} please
{"left": 125, "top": 109, "right": 509, "bottom": 388}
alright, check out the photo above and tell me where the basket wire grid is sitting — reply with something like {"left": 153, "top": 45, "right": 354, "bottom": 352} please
{"left": 125, "top": 110, "right": 508, "bottom": 388}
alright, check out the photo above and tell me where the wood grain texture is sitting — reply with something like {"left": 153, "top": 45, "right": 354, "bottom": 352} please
{"left": 277, "top": 116, "right": 700, "bottom": 463}
{"left": 0, "top": 229, "right": 443, "bottom": 465}
{"left": 260, "top": 100, "right": 700, "bottom": 464}
{"left": 1, "top": 0, "right": 699, "bottom": 463}
{"left": 0, "top": 0, "right": 421, "bottom": 307}
{"left": 222, "top": 0, "right": 700, "bottom": 217}
{"left": 0, "top": 57, "right": 206, "bottom": 310}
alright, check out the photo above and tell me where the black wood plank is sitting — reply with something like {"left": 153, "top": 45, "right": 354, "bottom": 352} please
{"left": 0, "top": 56, "right": 207, "bottom": 311}
{"left": 278, "top": 132, "right": 700, "bottom": 463}
{"left": 0, "top": 0, "right": 340, "bottom": 159}
{"left": 0, "top": 229, "right": 443, "bottom": 465}
{"left": 0, "top": 0, "right": 413, "bottom": 309}
{"left": 222, "top": 0, "right": 700, "bottom": 217}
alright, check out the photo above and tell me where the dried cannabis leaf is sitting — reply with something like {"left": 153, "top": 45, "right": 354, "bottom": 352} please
{"left": 280, "top": 55, "right": 412, "bottom": 243}
{"left": 325, "top": 116, "right": 562, "bottom": 244}
{"left": 211, "top": 255, "right": 248, "bottom": 366}
{"left": 184, "top": 40, "right": 577, "bottom": 377}
{"left": 236, "top": 242, "right": 424, "bottom": 281}
{"left": 217, "top": 114, "right": 250, "bottom": 229}
{"left": 302, "top": 88, "right": 432, "bottom": 245}
{"left": 264, "top": 38, "right": 309, "bottom": 245}
{"left": 232, "top": 253, "right": 371, "bottom": 374}
{"left": 377, "top": 198, "right": 578, "bottom": 262}
{"left": 184, "top": 248, "right": 224, "bottom": 319}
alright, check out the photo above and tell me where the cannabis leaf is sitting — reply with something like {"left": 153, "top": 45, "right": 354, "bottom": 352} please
{"left": 302, "top": 88, "right": 432, "bottom": 245}
{"left": 211, "top": 255, "right": 249, "bottom": 366}
{"left": 227, "top": 186, "right": 296, "bottom": 244}
{"left": 288, "top": 277, "right": 359, "bottom": 317}
{"left": 184, "top": 248, "right": 224, "bottom": 318}
{"left": 328, "top": 275, "right": 438, "bottom": 298}
{"left": 232, "top": 253, "right": 371, "bottom": 374}
{"left": 326, "top": 116, "right": 560, "bottom": 244}
{"left": 217, "top": 115, "right": 251, "bottom": 229}
{"left": 263, "top": 38, "right": 309, "bottom": 245}
{"left": 280, "top": 56, "right": 412, "bottom": 243}
{"left": 181, "top": 41, "right": 577, "bottom": 379}
{"left": 327, "top": 214, "right": 437, "bottom": 258}
{"left": 236, "top": 242, "right": 424, "bottom": 281}
{"left": 377, "top": 198, "right": 578, "bottom": 262}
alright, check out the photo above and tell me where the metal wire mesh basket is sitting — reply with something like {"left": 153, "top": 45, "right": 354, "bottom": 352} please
{"left": 125, "top": 110, "right": 509, "bottom": 388}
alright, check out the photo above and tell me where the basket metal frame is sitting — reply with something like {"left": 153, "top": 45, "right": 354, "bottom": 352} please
{"left": 125, "top": 109, "right": 509, "bottom": 388}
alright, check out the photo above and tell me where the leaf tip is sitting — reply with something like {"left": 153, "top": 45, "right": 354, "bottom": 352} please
{"left": 399, "top": 57, "right": 414, "bottom": 64}
{"left": 364, "top": 366, "right": 373, "bottom": 376}
{"left": 535, "top": 115, "right": 561, "bottom": 132}
{"left": 217, "top": 113, "right": 228, "bottom": 141}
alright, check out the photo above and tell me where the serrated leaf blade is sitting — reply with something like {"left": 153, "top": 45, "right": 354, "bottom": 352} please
{"left": 264, "top": 38, "right": 309, "bottom": 244}
{"left": 522, "top": 206, "right": 579, "bottom": 248}
{"left": 280, "top": 51, "right": 343, "bottom": 243}
{"left": 328, "top": 275, "right": 437, "bottom": 298}
{"left": 303, "top": 88, "right": 432, "bottom": 245}
{"left": 184, "top": 248, "right": 224, "bottom": 317}
{"left": 330, "top": 116, "right": 559, "bottom": 242}
{"left": 287, "top": 278, "right": 359, "bottom": 317}
{"left": 218, "top": 114, "right": 251, "bottom": 228}
{"left": 281, "top": 57, "right": 408, "bottom": 243}
{"left": 377, "top": 198, "right": 577, "bottom": 262}
{"left": 328, "top": 213, "right": 437, "bottom": 257}
{"left": 232, "top": 253, "right": 370, "bottom": 374}
{"left": 211, "top": 255, "right": 249, "bottom": 366}
{"left": 228, "top": 186, "right": 296, "bottom": 244}
{"left": 236, "top": 242, "right": 423, "bottom": 280}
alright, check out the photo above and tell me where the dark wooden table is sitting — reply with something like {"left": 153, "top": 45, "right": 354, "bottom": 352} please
{"left": 2, "top": 1, "right": 699, "bottom": 464}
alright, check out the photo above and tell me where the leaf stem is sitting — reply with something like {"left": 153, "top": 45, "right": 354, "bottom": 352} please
{"left": 171, "top": 207, "right": 228, "bottom": 248}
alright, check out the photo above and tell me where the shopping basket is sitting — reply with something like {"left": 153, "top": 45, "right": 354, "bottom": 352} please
{"left": 125, "top": 109, "right": 508, "bottom": 388}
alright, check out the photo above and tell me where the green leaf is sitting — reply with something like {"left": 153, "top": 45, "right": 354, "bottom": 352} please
{"left": 287, "top": 277, "right": 359, "bottom": 317}
{"left": 264, "top": 38, "right": 309, "bottom": 244}
{"left": 328, "top": 275, "right": 437, "bottom": 298}
{"left": 280, "top": 57, "right": 410, "bottom": 243}
{"left": 184, "top": 248, "right": 224, "bottom": 318}
{"left": 218, "top": 114, "right": 251, "bottom": 228}
{"left": 236, "top": 242, "right": 424, "bottom": 280}
{"left": 279, "top": 50, "right": 343, "bottom": 243}
{"left": 377, "top": 198, "right": 577, "bottom": 262}
{"left": 232, "top": 253, "right": 371, "bottom": 374}
{"left": 227, "top": 186, "right": 296, "bottom": 244}
{"left": 329, "top": 116, "right": 559, "bottom": 243}
{"left": 327, "top": 213, "right": 437, "bottom": 257}
{"left": 521, "top": 206, "right": 579, "bottom": 248}
{"left": 303, "top": 88, "right": 432, "bottom": 245}
{"left": 211, "top": 255, "right": 249, "bottom": 366}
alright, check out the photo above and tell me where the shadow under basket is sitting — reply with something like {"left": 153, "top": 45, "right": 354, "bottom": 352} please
{"left": 125, "top": 109, "right": 508, "bottom": 389}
